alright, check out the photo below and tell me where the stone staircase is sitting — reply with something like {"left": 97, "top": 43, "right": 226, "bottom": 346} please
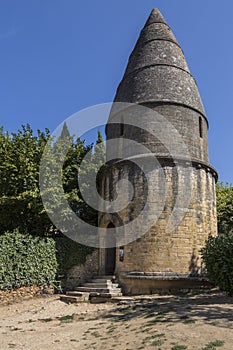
{"left": 60, "top": 275, "right": 123, "bottom": 304}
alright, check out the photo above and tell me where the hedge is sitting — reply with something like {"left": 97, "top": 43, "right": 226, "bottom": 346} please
{"left": 0, "top": 230, "right": 57, "bottom": 290}
{"left": 0, "top": 231, "right": 96, "bottom": 291}
{"left": 201, "top": 234, "right": 233, "bottom": 296}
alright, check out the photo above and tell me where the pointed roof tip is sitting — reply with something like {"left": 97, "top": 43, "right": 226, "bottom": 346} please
{"left": 145, "top": 8, "right": 167, "bottom": 27}
{"left": 151, "top": 8, "right": 160, "bottom": 13}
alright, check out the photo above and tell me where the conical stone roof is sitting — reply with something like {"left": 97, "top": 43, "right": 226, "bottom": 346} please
{"left": 114, "top": 9, "right": 206, "bottom": 117}
{"left": 144, "top": 8, "right": 167, "bottom": 26}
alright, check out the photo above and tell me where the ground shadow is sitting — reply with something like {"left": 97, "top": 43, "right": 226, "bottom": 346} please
{"left": 94, "top": 292, "right": 233, "bottom": 328}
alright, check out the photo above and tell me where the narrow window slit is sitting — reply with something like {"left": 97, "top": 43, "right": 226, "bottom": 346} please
{"left": 119, "top": 246, "right": 124, "bottom": 262}
{"left": 120, "top": 122, "right": 124, "bottom": 136}
{"left": 199, "top": 117, "right": 203, "bottom": 138}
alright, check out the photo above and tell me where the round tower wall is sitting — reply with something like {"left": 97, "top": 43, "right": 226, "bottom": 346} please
{"left": 99, "top": 160, "right": 217, "bottom": 292}
{"left": 106, "top": 104, "right": 208, "bottom": 163}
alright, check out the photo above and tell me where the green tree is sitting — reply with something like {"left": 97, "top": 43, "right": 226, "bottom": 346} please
{"left": 0, "top": 124, "right": 105, "bottom": 236}
{"left": 201, "top": 234, "right": 233, "bottom": 296}
{"left": 216, "top": 182, "right": 233, "bottom": 234}
{"left": 0, "top": 125, "right": 53, "bottom": 235}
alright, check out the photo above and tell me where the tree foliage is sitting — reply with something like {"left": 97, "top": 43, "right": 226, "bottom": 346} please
{"left": 201, "top": 182, "right": 233, "bottom": 295}
{"left": 216, "top": 182, "right": 233, "bottom": 235}
{"left": 201, "top": 234, "right": 233, "bottom": 296}
{"left": 0, "top": 124, "right": 105, "bottom": 236}
{"left": 0, "top": 124, "right": 53, "bottom": 235}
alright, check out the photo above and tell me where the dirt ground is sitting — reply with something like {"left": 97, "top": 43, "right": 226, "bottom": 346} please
{"left": 0, "top": 290, "right": 233, "bottom": 350}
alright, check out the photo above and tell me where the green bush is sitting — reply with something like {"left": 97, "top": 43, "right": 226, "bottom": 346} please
{"left": 55, "top": 236, "right": 95, "bottom": 276}
{"left": 0, "top": 230, "right": 57, "bottom": 290}
{"left": 201, "top": 234, "right": 233, "bottom": 296}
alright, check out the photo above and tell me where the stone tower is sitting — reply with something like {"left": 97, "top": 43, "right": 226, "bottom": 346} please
{"left": 98, "top": 9, "right": 217, "bottom": 294}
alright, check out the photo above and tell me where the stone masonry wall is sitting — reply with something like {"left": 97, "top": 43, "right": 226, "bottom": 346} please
{"left": 99, "top": 159, "right": 217, "bottom": 293}
{"left": 65, "top": 250, "right": 98, "bottom": 290}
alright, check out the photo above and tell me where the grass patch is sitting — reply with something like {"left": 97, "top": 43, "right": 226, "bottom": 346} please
{"left": 209, "top": 321, "right": 220, "bottom": 326}
{"left": 28, "top": 319, "right": 36, "bottom": 323}
{"left": 147, "top": 316, "right": 172, "bottom": 325}
{"left": 90, "top": 331, "right": 101, "bottom": 338}
{"left": 157, "top": 311, "right": 166, "bottom": 315}
{"left": 151, "top": 339, "right": 165, "bottom": 346}
{"left": 59, "top": 314, "right": 74, "bottom": 323}
{"left": 171, "top": 345, "right": 187, "bottom": 350}
{"left": 142, "top": 333, "right": 165, "bottom": 344}
{"left": 120, "top": 308, "right": 133, "bottom": 314}
{"left": 106, "top": 325, "right": 117, "bottom": 333}
{"left": 201, "top": 340, "right": 225, "bottom": 350}
{"left": 39, "top": 317, "right": 53, "bottom": 322}
{"left": 77, "top": 316, "right": 85, "bottom": 321}
{"left": 156, "top": 314, "right": 165, "bottom": 320}
{"left": 142, "top": 333, "right": 165, "bottom": 346}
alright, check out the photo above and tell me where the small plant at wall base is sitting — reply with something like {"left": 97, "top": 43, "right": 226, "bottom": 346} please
{"left": 201, "top": 234, "right": 233, "bottom": 296}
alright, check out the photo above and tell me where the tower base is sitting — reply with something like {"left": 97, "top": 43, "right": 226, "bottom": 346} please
{"left": 118, "top": 272, "right": 212, "bottom": 295}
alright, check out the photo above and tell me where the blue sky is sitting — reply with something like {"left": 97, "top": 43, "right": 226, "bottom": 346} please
{"left": 0, "top": 0, "right": 232, "bottom": 182}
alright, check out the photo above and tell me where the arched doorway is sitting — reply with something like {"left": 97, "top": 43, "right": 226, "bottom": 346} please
{"left": 105, "top": 223, "right": 116, "bottom": 275}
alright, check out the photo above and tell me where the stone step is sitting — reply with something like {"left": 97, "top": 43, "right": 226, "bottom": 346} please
{"left": 89, "top": 292, "right": 123, "bottom": 297}
{"left": 60, "top": 295, "right": 83, "bottom": 303}
{"left": 75, "top": 286, "right": 122, "bottom": 294}
{"left": 92, "top": 275, "right": 115, "bottom": 280}
{"left": 66, "top": 291, "right": 89, "bottom": 299}
{"left": 89, "top": 292, "right": 123, "bottom": 303}
{"left": 83, "top": 282, "right": 119, "bottom": 288}
{"left": 60, "top": 274, "right": 123, "bottom": 304}
{"left": 91, "top": 279, "right": 114, "bottom": 284}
